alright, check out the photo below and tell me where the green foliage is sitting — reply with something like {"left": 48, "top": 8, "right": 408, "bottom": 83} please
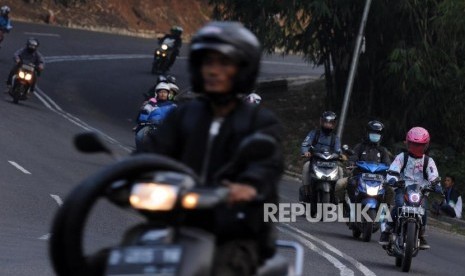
{"left": 209, "top": 0, "right": 465, "bottom": 154}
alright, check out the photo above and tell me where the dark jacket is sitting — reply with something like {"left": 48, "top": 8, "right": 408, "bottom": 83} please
{"left": 147, "top": 97, "right": 283, "bottom": 257}
{"left": 350, "top": 142, "right": 391, "bottom": 164}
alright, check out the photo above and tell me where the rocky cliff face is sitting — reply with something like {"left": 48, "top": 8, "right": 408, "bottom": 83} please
{"left": 9, "top": 0, "right": 211, "bottom": 38}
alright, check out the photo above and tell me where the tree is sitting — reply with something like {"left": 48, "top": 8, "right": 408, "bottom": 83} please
{"left": 209, "top": 0, "right": 465, "bottom": 151}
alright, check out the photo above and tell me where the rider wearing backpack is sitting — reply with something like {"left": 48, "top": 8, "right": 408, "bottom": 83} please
{"left": 379, "top": 127, "right": 442, "bottom": 249}
{"left": 299, "top": 111, "right": 342, "bottom": 202}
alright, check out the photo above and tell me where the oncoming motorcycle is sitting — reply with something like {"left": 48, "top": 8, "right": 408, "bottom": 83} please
{"left": 151, "top": 38, "right": 175, "bottom": 75}
{"left": 9, "top": 63, "right": 36, "bottom": 104}
{"left": 49, "top": 132, "right": 304, "bottom": 276}
{"left": 347, "top": 161, "right": 389, "bottom": 242}
{"left": 382, "top": 177, "right": 443, "bottom": 272}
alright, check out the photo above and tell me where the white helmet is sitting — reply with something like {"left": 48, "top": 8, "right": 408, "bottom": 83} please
{"left": 168, "top": 83, "right": 179, "bottom": 94}
{"left": 1, "top": 5, "right": 10, "bottom": 16}
{"left": 245, "top": 92, "right": 262, "bottom": 105}
{"left": 155, "top": 82, "right": 171, "bottom": 92}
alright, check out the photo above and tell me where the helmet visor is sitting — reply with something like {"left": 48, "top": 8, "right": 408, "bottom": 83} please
{"left": 408, "top": 142, "right": 427, "bottom": 158}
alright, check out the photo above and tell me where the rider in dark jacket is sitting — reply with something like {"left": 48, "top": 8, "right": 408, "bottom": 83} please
{"left": 6, "top": 38, "right": 44, "bottom": 94}
{"left": 144, "top": 21, "right": 284, "bottom": 276}
{"left": 158, "top": 26, "right": 183, "bottom": 68}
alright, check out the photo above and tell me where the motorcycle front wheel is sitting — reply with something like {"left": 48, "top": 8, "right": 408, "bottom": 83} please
{"left": 401, "top": 221, "right": 416, "bottom": 272}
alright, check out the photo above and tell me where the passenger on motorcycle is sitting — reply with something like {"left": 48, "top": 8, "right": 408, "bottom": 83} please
{"left": 135, "top": 82, "right": 177, "bottom": 151}
{"left": 335, "top": 120, "right": 393, "bottom": 208}
{"left": 379, "top": 127, "right": 441, "bottom": 249}
{"left": 6, "top": 38, "right": 44, "bottom": 94}
{"left": 0, "top": 5, "right": 12, "bottom": 46}
{"left": 143, "top": 21, "right": 284, "bottom": 275}
{"left": 158, "top": 26, "right": 183, "bottom": 68}
{"left": 299, "top": 111, "right": 342, "bottom": 203}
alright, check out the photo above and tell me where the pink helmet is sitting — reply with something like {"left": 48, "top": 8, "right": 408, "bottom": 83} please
{"left": 406, "top": 127, "right": 430, "bottom": 158}
{"left": 406, "top": 127, "right": 430, "bottom": 144}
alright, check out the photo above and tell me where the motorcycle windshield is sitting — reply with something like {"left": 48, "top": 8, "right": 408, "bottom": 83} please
{"left": 161, "top": 38, "right": 175, "bottom": 48}
{"left": 356, "top": 161, "right": 389, "bottom": 173}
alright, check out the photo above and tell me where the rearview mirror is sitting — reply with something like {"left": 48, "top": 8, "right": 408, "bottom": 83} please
{"left": 74, "top": 132, "right": 112, "bottom": 155}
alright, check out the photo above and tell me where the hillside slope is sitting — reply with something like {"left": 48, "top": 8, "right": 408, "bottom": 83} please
{"left": 6, "top": 0, "right": 211, "bottom": 38}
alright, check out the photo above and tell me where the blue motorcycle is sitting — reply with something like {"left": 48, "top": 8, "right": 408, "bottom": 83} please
{"left": 347, "top": 161, "right": 389, "bottom": 242}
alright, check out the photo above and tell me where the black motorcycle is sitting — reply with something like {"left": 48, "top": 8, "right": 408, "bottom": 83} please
{"left": 151, "top": 38, "right": 176, "bottom": 75}
{"left": 9, "top": 63, "right": 36, "bottom": 104}
{"left": 382, "top": 177, "right": 443, "bottom": 272}
{"left": 49, "top": 132, "right": 304, "bottom": 276}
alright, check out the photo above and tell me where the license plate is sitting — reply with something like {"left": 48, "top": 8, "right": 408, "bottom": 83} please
{"left": 399, "top": 206, "right": 424, "bottom": 216}
{"left": 105, "top": 245, "right": 182, "bottom": 276}
{"left": 316, "top": 161, "right": 336, "bottom": 168}
{"left": 361, "top": 173, "right": 383, "bottom": 181}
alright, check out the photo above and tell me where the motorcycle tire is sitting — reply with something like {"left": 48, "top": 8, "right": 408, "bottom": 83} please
{"left": 352, "top": 228, "right": 361, "bottom": 239}
{"left": 362, "top": 209, "right": 377, "bottom": 242}
{"left": 320, "top": 191, "right": 330, "bottom": 204}
{"left": 395, "top": 256, "right": 402, "bottom": 267}
{"left": 401, "top": 221, "right": 416, "bottom": 272}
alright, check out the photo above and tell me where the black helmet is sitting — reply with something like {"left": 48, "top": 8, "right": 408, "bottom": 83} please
{"left": 320, "top": 111, "right": 337, "bottom": 134}
{"left": 156, "top": 75, "right": 168, "bottom": 84}
{"left": 26, "top": 38, "right": 39, "bottom": 52}
{"left": 366, "top": 120, "right": 384, "bottom": 143}
{"left": 171, "top": 26, "right": 183, "bottom": 36}
{"left": 189, "top": 21, "right": 261, "bottom": 94}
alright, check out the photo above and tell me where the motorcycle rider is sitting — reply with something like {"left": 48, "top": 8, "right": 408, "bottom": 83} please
{"left": 143, "top": 74, "right": 177, "bottom": 100}
{"left": 6, "top": 38, "right": 45, "bottom": 94}
{"left": 0, "top": 5, "right": 12, "bottom": 47}
{"left": 143, "top": 21, "right": 283, "bottom": 275}
{"left": 335, "top": 120, "right": 393, "bottom": 212}
{"left": 299, "top": 111, "right": 342, "bottom": 203}
{"left": 135, "top": 82, "right": 177, "bottom": 151}
{"left": 158, "top": 26, "right": 183, "bottom": 68}
{"left": 379, "top": 127, "right": 442, "bottom": 249}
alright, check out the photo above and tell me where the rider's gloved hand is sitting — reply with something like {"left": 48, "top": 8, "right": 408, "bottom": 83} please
{"left": 395, "top": 180, "right": 405, "bottom": 189}
{"left": 434, "top": 184, "right": 443, "bottom": 194}
{"left": 387, "top": 178, "right": 396, "bottom": 186}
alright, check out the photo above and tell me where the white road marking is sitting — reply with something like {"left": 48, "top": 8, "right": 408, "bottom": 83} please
{"left": 38, "top": 233, "right": 51, "bottom": 240}
{"left": 8, "top": 161, "right": 31, "bottom": 174}
{"left": 50, "top": 194, "right": 63, "bottom": 206}
{"left": 283, "top": 224, "right": 377, "bottom": 276}
{"left": 24, "top": 32, "right": 61, "bottom": 37}
{"left": 33, "top": 87, "right": 132, "bottom": 153}
{"left": 278, "top": 226, "right": 354, "bottom": 276}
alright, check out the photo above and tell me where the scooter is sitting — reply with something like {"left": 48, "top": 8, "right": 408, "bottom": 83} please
{"left": 347, "top": 161, "right": 388, "bottom": 242}
{"left": 49, "top": 132, "right": 304, "bottom": 276}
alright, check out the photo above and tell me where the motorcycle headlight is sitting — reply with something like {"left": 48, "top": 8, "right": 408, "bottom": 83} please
{"left": 156, "top": 50, "right": 160, "bottom": 55}
{"left": 162, "top": 53, "right": 166, "bottom": 57}
{"left": 25, "top": 73, "right": 32, "bottom": 81}
{"left": 408, "top": 192, "right": 421, "bottom": 203}
{"left": 366, "top": 186, "right": 379, "bottom": 196}
{"left": 130, "top": 183, "right": 179, "bottom": 211}
{"left": 19, "top": 71, "right": 25, "bottom": 79}
{"left": 161, "top": 44, "right": 168, "bottom": 50}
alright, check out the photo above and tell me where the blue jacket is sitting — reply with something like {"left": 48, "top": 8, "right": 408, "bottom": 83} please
{"left": 0, "top": 16, "right": 12, "bottom": 31}
{"left": 146, "top": 101, "right": 177, "bottom": 125}
{"left": 301, "top": 129, "right": 341, "bottom": 154}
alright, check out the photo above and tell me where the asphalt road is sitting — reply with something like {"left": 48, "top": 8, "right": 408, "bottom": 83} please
{"left": 0, "top": 21, "right": 463, "bottom": 276}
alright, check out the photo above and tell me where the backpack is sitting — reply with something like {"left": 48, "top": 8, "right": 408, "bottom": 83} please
{"left": 311, "top": 129, "right": 336, "bottom": 149}
{"left": 400, "top": 152, "right": 429, "bottom": 180}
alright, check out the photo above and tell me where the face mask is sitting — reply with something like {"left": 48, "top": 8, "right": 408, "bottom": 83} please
{"left": 369, "top": 133, "right": 381, "bottom": 143}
